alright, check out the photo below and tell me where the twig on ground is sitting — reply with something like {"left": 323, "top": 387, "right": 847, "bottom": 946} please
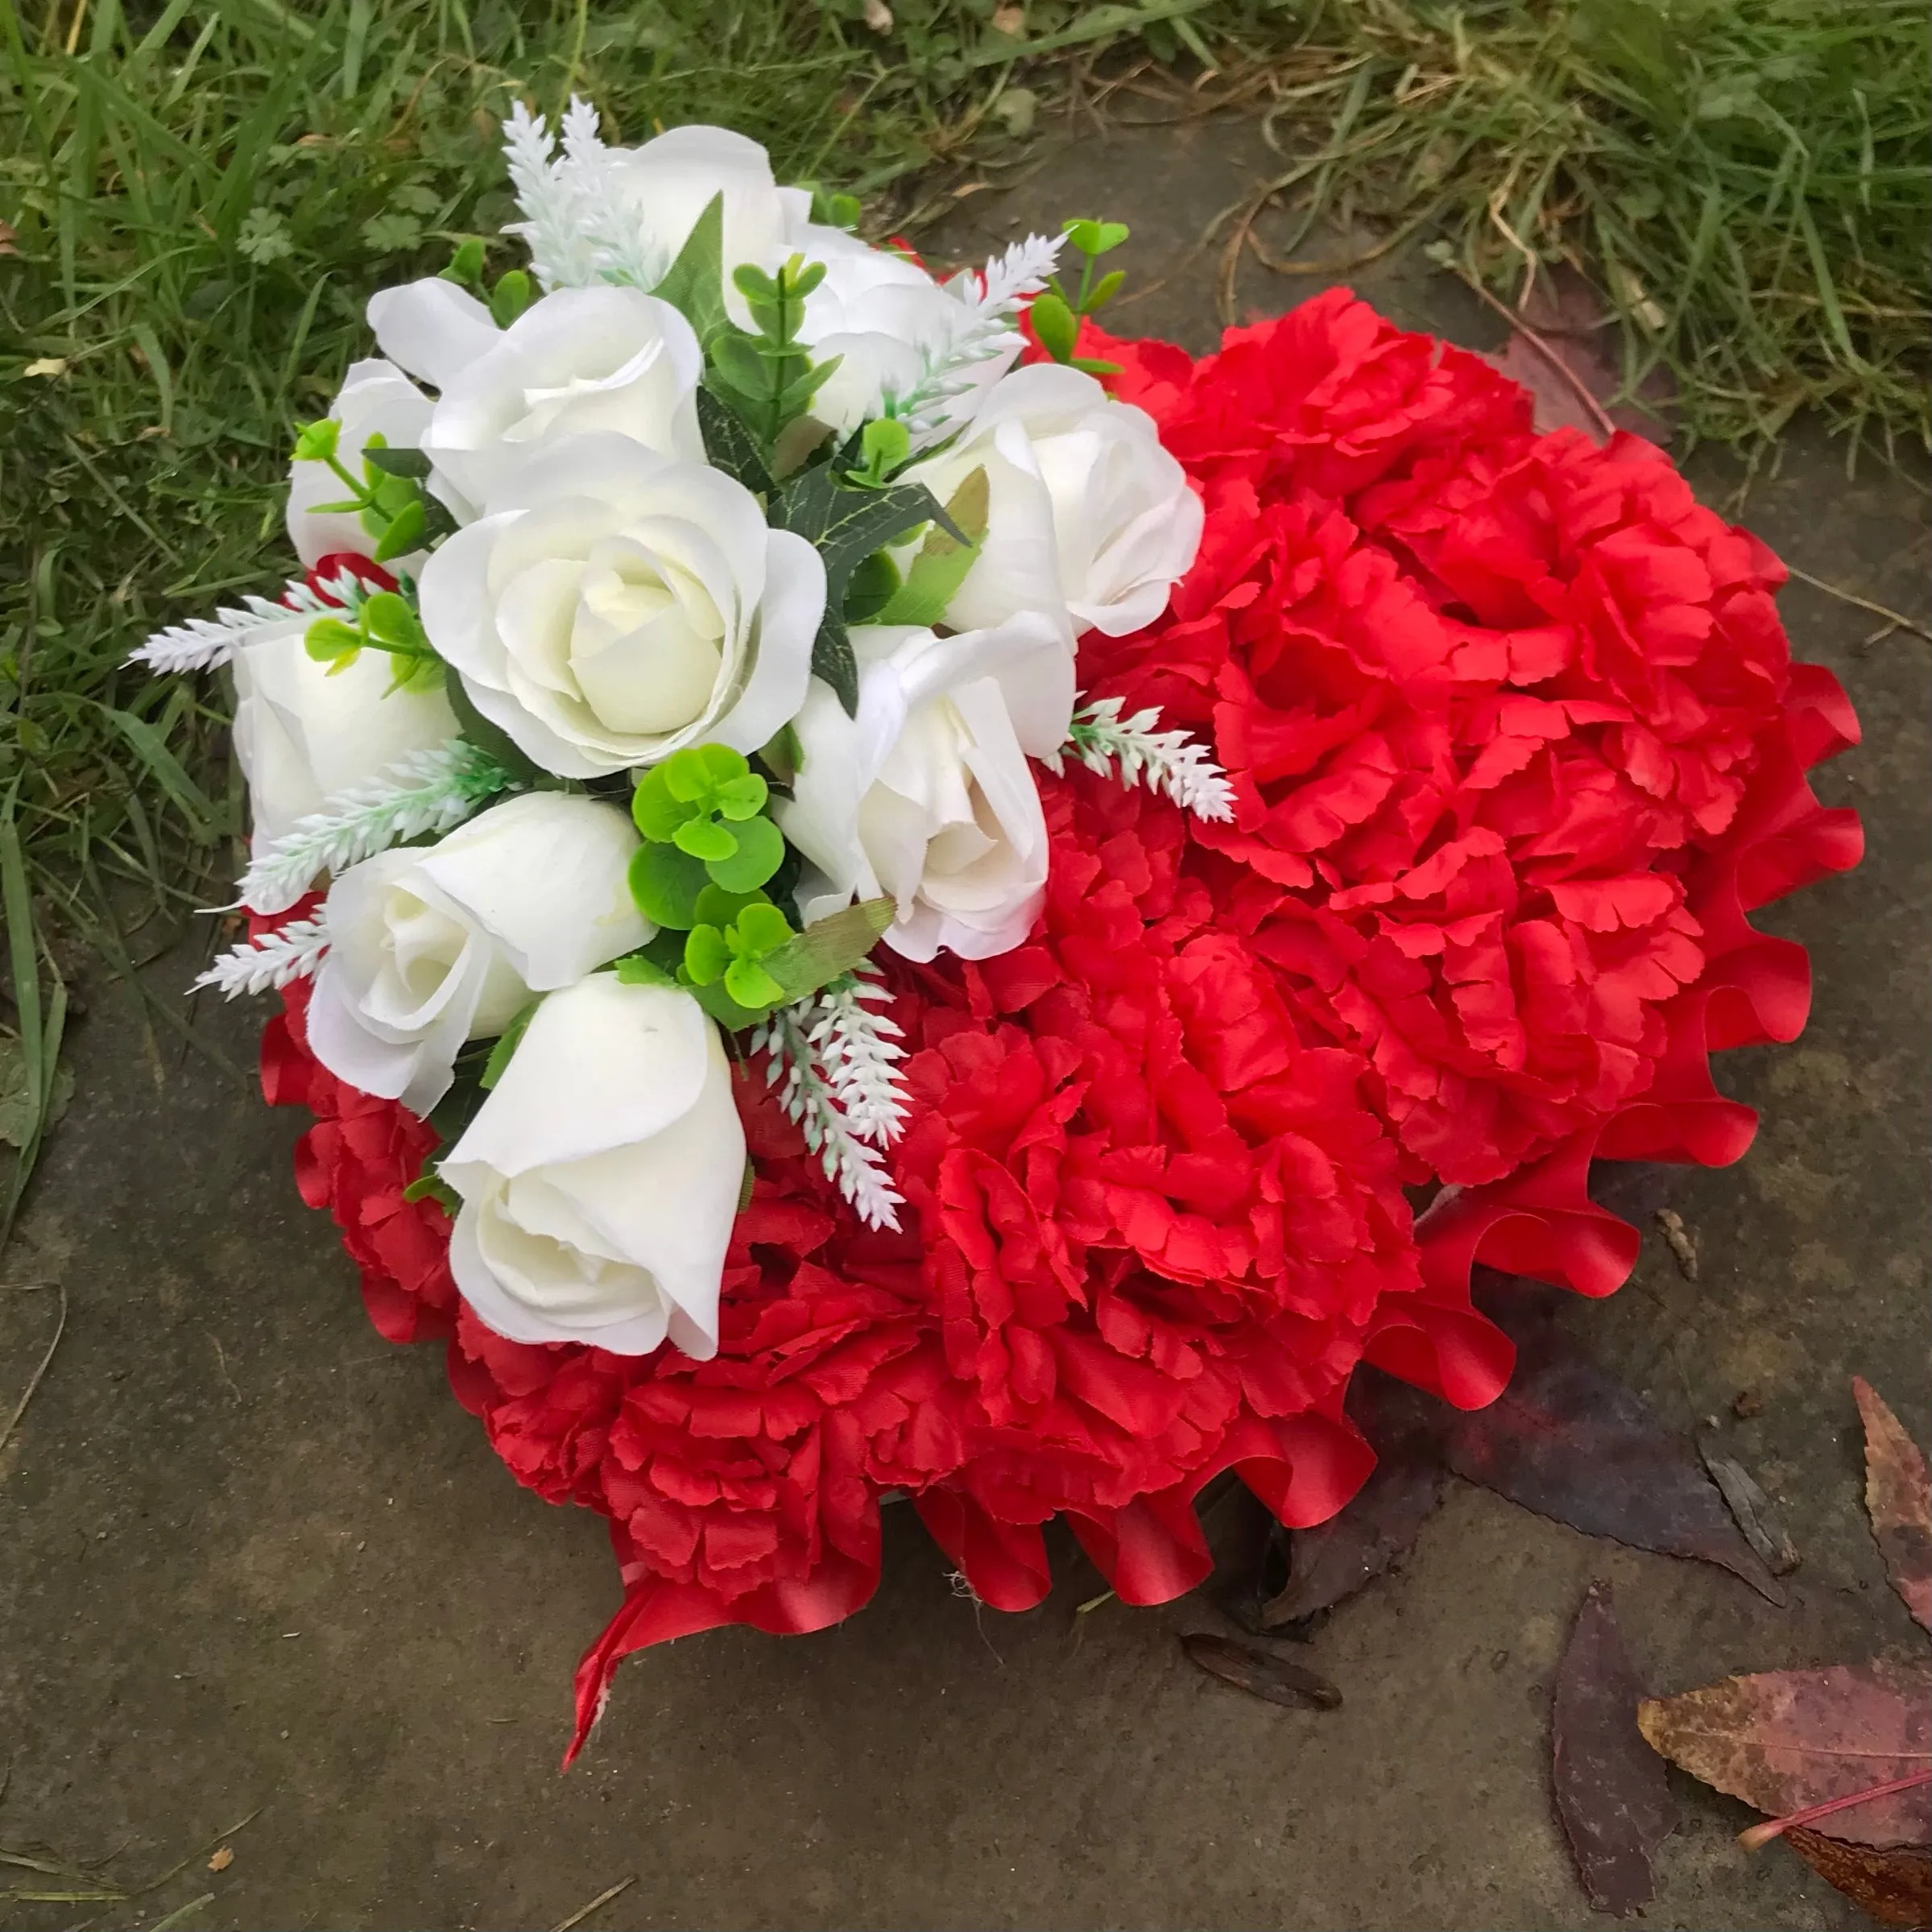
{"left": 549, "top": 1876, "right": 636, "bottom": 1932}
{"left": 1782, "top": 565, "right": 1932, "bottom": 642}
{"left": 0, "top": 1283, "right": 65, "bottom": 1467}
{"left": 1438, "top": 259, "right": 1619, "bottom": 441}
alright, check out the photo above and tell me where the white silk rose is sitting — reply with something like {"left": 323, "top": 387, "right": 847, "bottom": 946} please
{"left": 366, "top": 283, "right": 703, "bottom": 513}
{"left": 304, "top": 792, "right": 650, "bottom": 1115}
{"left": 285, "top": 358, "right": 433, "bottom": 569}
{"left": 902, "top": 362, "right": 1202, "bottom": 641}
{"left": 229, "top": 615, "right": 458, "bottom": 908}
{"left": 418, "top": 434, "right": 824, "bottom": 779}
{"left": 785, "top": 225, "right": 1010, "bottom": 436}
{"left": 775, "top": 616, "right": 1061, "bottom": 962}
{"left": 441, "top": 974, "right": 744, "bottom": 1359}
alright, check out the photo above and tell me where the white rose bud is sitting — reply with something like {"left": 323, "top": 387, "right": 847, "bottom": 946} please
{"left": 904, "top": 362, "right": 1202, "bottom": 642}
{"left": 776, "top": 618, "right": 1059, "bottom": 962}
{"left": 441, "top": 974, "right": 745, "bottom": 1359}
{"left": 368, "top": 284, "right": 705, "bottom": 513}
{"left": 304, "top": 792, "right": 650, "bottom": 1115}
{"left": 603, "top": 124, "right": 810, "bottom": 327}
{"left": 418, "top": 434, "right": 825, "bottom": 779}
{"left": 230, "top": 615, "right": 458, "bottom": 878}
{"left": 286, "top": 359, "right": 436, "bottom": 569}
{"left": 785, "top": 225, "right": 1011, "bottom": 436}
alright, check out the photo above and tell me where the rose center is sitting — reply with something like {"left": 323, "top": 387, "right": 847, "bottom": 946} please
{"left": 566, "top": 533, "right": 726, "bottom": 737}
{"left": 366, "top": 886, "right": 470, "bottom": 1022}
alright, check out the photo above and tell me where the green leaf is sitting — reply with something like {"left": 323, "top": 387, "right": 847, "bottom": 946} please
{"left": 694, "top": 387, "right": 776, "bottom": 496}
{"left": 733, "top": 900, "right": 793, "bottom": 954}
{"left": 627, "top": 841, "right": 709, "bottom": 929}
{"left": 303, "top": 615, "right": 362, "bottom": 662}
{"left": 1072, "top": 356, "right": 1123, "bottom": 376}
{"left": 362, "top": 445, "right": 432, "bottom": 480}
{"left": 682, "top": 923, "right": 730, "bottom": 985}
{"left": 442, "top": 236, "right": 486, "bottom": 290}
{"left": 738, "top": 1160, "right": 756, "bottom": 1211}
{"left": 359, "top": 590, "right": 421, "bottom": 647}
{"left": 372, "top": 497, "right": 426, "bottom": 562}
{"left": 842, "top": 549, "right": 900, "bottom": 624}
{"left": 652, "top": 192, "right": 729, "bottom": 345}
{"left": 770, "top": 413, "right": 833, "bottom": 481}
{"left": 693, "top": 883, "right": 772, "bottom": 926}
{"left": 723, "top": 955, "right": 786, "bottom": 1010}
{"left": 1086, "top": 268, "right": 1126, "bottom": 313}
{"left": 630, "top": 769, "right": 693, "bottom": 842}
{"left": 703, "top": 813, "right": 784, "bottom": 892}
{"left": 479, "top": 996, "right": 541, "bottom": 1090}
{"left": 759, "top": 722, "right": 805, "bottom": 783}
{"left": 292, "top": 417, "right": 339, "bottom": 462}
{"left": 672, "top": 815, "right": 737, "bottom": 862}
{"left": 809, "top": 613, "right": 858, "bottom": 717}
{"left": 873, "top": 465, "right": 987, "bottom": 626}
{"left": 490, "top": 268, "right": 532, "bottom": 326}
{"left": 1031, "top": 289, "right": 1078, "bottom": 363}
{"left": 400, "top": 1169, "right": 459, "bottom": 1213}
{"left": 759, "top": 896, "right": 896, "bottom": 1003}
{"left": 1063, "top": 217, "right": 1129, "bottom": 256}
{"left": 614, "top": 952, "right": 679, "bottom": 988}
{"left": 685, "top": 979, "right": 772, "bottom": 1031}
{"left": 714, "top": 772, "right": 768, "bottom": 821}
{"left": 708, "top": 329, "right": 769, "bottom": 397}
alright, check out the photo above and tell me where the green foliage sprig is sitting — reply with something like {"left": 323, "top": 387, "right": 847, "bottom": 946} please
{"left": 1031, "top": 217, "right": 1129, "bottom": 375}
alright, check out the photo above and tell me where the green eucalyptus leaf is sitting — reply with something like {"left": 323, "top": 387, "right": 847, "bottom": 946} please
{"left": 372, "top": 498, "right": 426, "bottom": 562}
{"left": 1086, "top": 268, "right": 1126, "bottom": 313}
{"left": 759, "top": 896, "right": 896, "bottom": 1003}
{"left": 686, "top": 978, "right": 772, "bottom": 1030}
{"left": 490, "top": 268, "right": 533, "bottom": 325}
{"left": 672, "top": 815, "right": 738, "bottom": 863}
{"left": 724, "top": 955, "right": 786, "bottom": 1010}
{"left": 714, "top": 772, "right": 768, "bottom": 821}
{"left": 1030, "top": 289, "right": 1078, "bottom": 363}
{"left": 683, "top": 923, "right": 730, "bottom": 986}
{"left": 360, "top": 590, "right": 421, "bottom": 647}
{"left": 693, "top": 883, "right": 772, "bottom": 927}
{"left": 613, "top": 953, "right": 679, "bottom": 988}
{"left": 292, "top": 418, "right": 340, "bottom": 462}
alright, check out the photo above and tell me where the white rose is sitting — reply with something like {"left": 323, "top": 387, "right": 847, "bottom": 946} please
{"left": 605, "top": 124, "right": 810, "bottom": 326}
{"left": 368, "top": 284, "right": 704, "bottom": 513}
{"left": 904, "top": 362, "right": 1202, "bottom": 641}
{"left": 418, "top": 433, "right": 825, "bottom": 779}
{"left": 775, "top": 617, "right": 1060, "bottom": 962}
{"left": 230, "top": 615, "right": 457, "bottom": 903}
{"left": 285, "top": 358, "right": 433, "bottom": 569}
{"left": 364, "top": 276, "right": 503, "bottom": 391}
{"left": 441, "top": 974, "right": 745, "bottom": 1359}
{"left": 785, "top": 225, "right": 1011, "bottom": 435}
{"left": 305, "top": 792, "right": 650, "bottom": 1115}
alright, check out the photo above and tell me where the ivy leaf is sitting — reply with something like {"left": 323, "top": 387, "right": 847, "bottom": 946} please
{"left": 767, "top": 466, "right": 959, "bottom": 715}
{"left": 651, "top": 192, "right": 729, "bottom": 346}
{"left": 694, "top": 387, "right": 776, "bottom": 497}
{"left": 759, "top": 896, "right": 896, "bottom": 1003}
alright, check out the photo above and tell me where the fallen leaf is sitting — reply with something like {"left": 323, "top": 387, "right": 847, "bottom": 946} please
{"left": 1482, "top": 334, "right": 1616, "bottom": 441}
{"left": 862, "top": 0, "right": 892, "bottom": 31}
{"left": 1853, "top": 1378, "right": 1932, "bottom": 1632}
{"left": 1181, "top": 1632, "right": 1342, "bottom": 1711}
{"left": 23, "top": 358, "right": 67, "bottom": 379}
{"left": 1450, "top": 1282, "right": 1783, "bottom": 1603}
{"left": 1699, "top": 1442, "right": 1799, "bottom": 1575}
{"left": 1732, "top": 1388, "right": 1764, "bottom": 1420}
{"left": 206, "top": 1847, "right": 233, "bottom": 1873}
{"left": 1263, "top": 1370, "right": 1445, "bottom": 1626}
{"left": 1785, "top": 1826, "right": 1932, "bottom": 1929}
{"left": 1638, "top": 1658, "right": 1932, "bottom": 1849}
{"left": 991, "top": 2, "right": 1025, "bottom": 31}
{"left": 1655, "top": 1208, "right": 1698, "bottom": 1281}
{"left": 1552, "top": 1581, "right": 1677, "bottom": 1916}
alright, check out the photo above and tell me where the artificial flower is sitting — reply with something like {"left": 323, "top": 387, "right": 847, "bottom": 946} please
{"left": 228, "top": 614, "right": 457, "bottom": 864}
{"left": 441, "top": 974, "right": 746, "bottom": 1358}
{"left": 904, "top": 362, "right": 1203, "bottom": 646}
{"left": 417, "top": 433, "right": 825, "bottom": 778}
{"left": 305, "top": 792, "right": 651, "bottom": 1115}
{"left": 284, "top": 358, "right": 434, "bottom": 568}
{"left": 776, "top": 618, "right": 1060, "bottom": 958}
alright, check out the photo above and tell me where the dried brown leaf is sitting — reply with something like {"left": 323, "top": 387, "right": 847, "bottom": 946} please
{"left": 1638, "top": 1658, "right": 1932, "bottom": 1850}
{"left": 1448, "top": 1285, "right": 1783, "bottom": 1603}
{"left": 1181, "top": 1633, "right": 1342, "bottom": 1711}
{"left": 1786, "top": 1826, "right": 1932, "bottom": 1929}
{"left": 1263, "top": 1371, "right": 1446, "bottom": 1627}
{"left": 1552, "top": 1581, "right": 1677, "bottom": 1916}
{"left": 1854, "top": 1378, "right": 1932, "bottom": 1632}
{"left": 205, "top": 1847, "right": 233, "bottom": 1874}
{"left": 1699, "top": 1443, "right": 1799, "bottom": 1576}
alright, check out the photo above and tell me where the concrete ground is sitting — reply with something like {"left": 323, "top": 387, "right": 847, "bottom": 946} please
{"left": 2, "top": 114, "right": 1927, "bottom": 1932}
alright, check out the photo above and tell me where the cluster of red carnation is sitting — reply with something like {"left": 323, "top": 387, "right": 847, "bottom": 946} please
{"left": 262, "top": 289, "right": 1860, "bottom": 1760}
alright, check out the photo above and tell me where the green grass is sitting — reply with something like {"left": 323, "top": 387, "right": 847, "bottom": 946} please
{"left": 0, "top": 0, "right": 1926, "bottom": 1221}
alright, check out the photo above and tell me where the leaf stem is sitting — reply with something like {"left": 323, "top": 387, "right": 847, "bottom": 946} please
{"left": 1737, "top": 1768, "right": 1932, "bottom": 1850}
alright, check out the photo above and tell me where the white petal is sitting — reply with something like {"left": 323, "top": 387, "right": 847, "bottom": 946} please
{"left": 366, "top": 279, "right": 502, "bottom": 390}
{"left": 706, "top": 528, "right": 824, "bottom": 754}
